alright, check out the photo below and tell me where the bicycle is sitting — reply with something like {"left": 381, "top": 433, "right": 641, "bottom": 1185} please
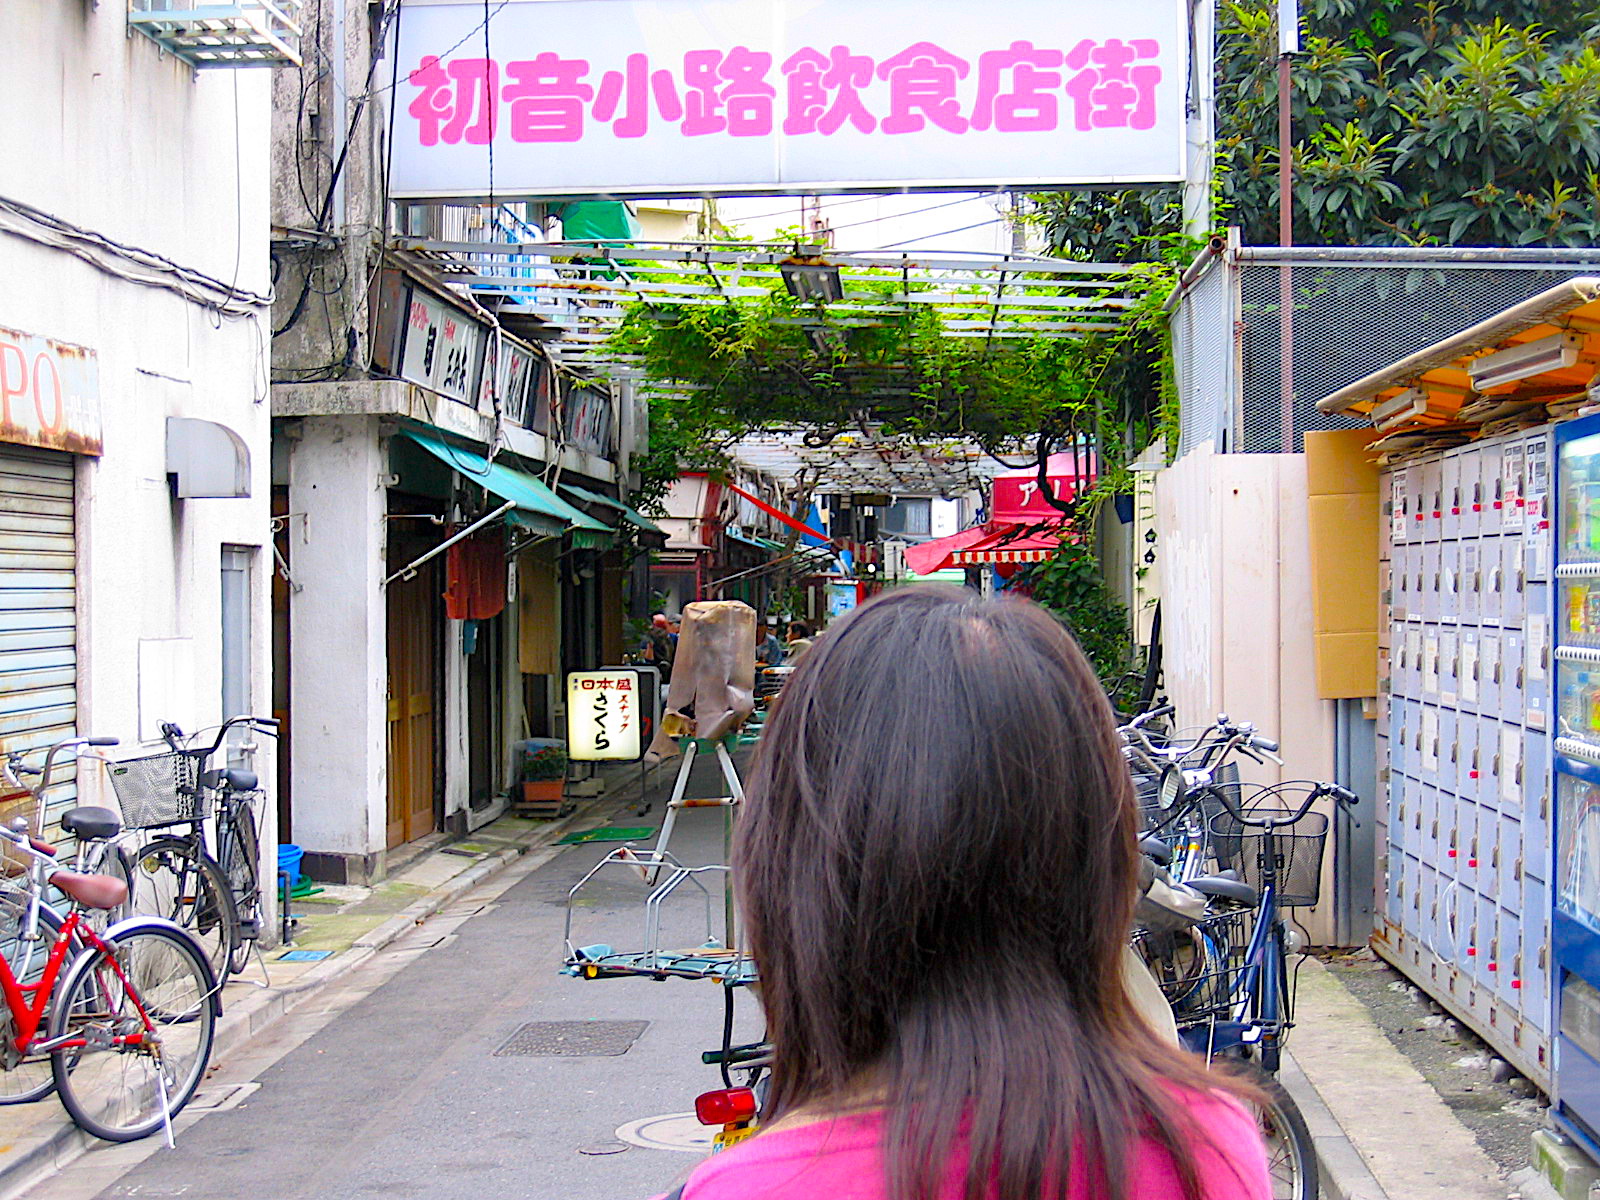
{"left": 1135, "top": 778, "right": 1359, "bottom": 1200}
{"left": 0, "top": 778, "right": 218, "bottom": 1142}
{"left": 109, "top": 715, "right": 279, "bottom": 978}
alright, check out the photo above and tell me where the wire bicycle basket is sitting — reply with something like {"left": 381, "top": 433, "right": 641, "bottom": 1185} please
{"left": 105, "top": 752, "right": 204, "bottom": 829}
{"left": 1134, "top": 907, "right": 1255, "bottom": 1023}
{"left": 1209, "top": 788, "right": 1331, "bottom": 908}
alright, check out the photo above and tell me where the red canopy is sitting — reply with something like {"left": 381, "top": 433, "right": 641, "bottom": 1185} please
{"left": 950, "top": 523, "right": 1070, "bottom": 565}
{"left": 902, "top": 524, "right": 991, "bottom": 575}
{"left": 903, "top": 522, "right": 1072, "bottom": 573}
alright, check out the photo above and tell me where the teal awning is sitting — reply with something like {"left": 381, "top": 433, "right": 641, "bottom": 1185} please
{"left": 558, "top": 201, "right": 640, "bottom": 245}
{"left": 399, "top": 429, "right": 611, "bottom": 541}
{"left": 559, "top": 482, "right": 666, "bottom": 538}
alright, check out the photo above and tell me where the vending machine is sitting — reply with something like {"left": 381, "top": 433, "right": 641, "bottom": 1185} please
{"left": 1552, "top": 414, "right": 1600, "bottom": 1150}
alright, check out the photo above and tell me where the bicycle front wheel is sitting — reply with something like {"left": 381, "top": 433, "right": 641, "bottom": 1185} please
{"left": 0, "top": 888, "right": 66, "bottom": 1105}
{"left": 134, "top": 838, "right": 236, "bottom": 979}
{"left": 1239, "top": 1062, "right": 1318, "bottom": 1200}
{"left": 49, "top": 922, "right": 216, "bottom": 1142}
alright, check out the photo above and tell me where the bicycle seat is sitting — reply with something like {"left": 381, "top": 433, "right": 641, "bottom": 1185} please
{"left": 60, "top": 806, "right": 123, "bottom": 842}
{"left": 1138, "top": 836, "right": 1173, "bottom": 866}
{"left": 199, "top": 768, "right": 257, "bottom": 792}
{"left": 1184, "top": 875, "right": 1259, "bottom": 907}
{"left": 49, "top": 869, "right": 128, "bottom": 910}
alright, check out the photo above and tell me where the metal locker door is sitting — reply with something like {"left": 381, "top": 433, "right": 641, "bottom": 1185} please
{"left": 1422, "top": 457, "right": 1445, "bottom": 540}
{"left": 1524, "top": 900, "right": 1552, "bottom": 1033}
{"left": 1393, "top": 544, "right": 1412, "bottom": 619}
{"left": 1439, "top": 707, "right": 1460, "bottom": 794}
{"left": 1503, "top": 534, "right": 1528, "bottom": 626}
{"left": 1441, "top": 543, "right": 1461, "bottom": 624}
{"left": 1420, "top": 781, "right": 1439, "bottom": 863}
{"left": 1392, "top": 467, "right": 1412, "bottom": 545}
{"left": 1504, "top": 630, "right": 1527, "bottom": 713}
{"left": 1492, "top": 906, "right": 1518, "bottom": 1001}
{"left": 1462, "top": 449, "right": 1484, "bottom": 539}
{"left": 1422, "top": 704, "right": 1442, "bottom": 779}
{"left": 1481, "top": 440, "right": 1505, "bottom": 536}
{"left": 1480, "top": 631, "right": 1502, "bottom": 712}
{"left": 1499, "top": 812, "right": 1523, "bottom": 907}
{"left": 1404, "top": 623, "right": 1424, "bottom": 697}
{"left": 1443, "top": 452, "right": 1463, "bottom": 541}
{"left": 1459, "top": 629, "right": 1482, "bottom": 713}
{"left": 1420, "top": 860, "right": 1440, "bottom": 946}
{"left": 1423, "top": 543, "right": 1443, "bottom": 622}
{"left": 1462, "top": 539, "right": 1483, "bottom": 625}
{"left": 1503, "top": 438, "right": 1527, "bottom": 534}
{"left": 1524, "top": 729, "right": 1551, "bottom": 871}
{"left": 1481, "top": 533, "right": 1504, "bottom": 623}
{"left": 1525, "top": 590, "right": 1551, "bottom": 733}
{"left": 1440, "top": 625, "right": 1460, "bottom": 706}
{"left": 1524, "top": 431, "right": 1552, "bottom": 581}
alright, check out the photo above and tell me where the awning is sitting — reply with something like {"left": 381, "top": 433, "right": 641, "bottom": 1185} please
{"left": 903, "top": 525, "right": 992, "bottom": 575}
{"left": 951, "top": 523, "right": 1071, "bottom": 566}
{"left": 559, "top": 481, "right": 668, "bottom": 542}
{"left": 400, "top": 429, "right": 612, "bottom": 543}
{"left": 725, "top": 528, "right": 774, "bottom": 553}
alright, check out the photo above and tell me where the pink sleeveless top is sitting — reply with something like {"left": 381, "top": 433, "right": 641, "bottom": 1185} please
{"left": 656, "top": 1090, "right": 1271, "bottom": 1200}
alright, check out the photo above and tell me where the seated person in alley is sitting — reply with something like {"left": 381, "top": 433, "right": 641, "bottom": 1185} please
{"left": 756, "top": 616, "right": 786, "bottom": 666}
{"left": 652, "top": 586, "right": 1270, "bottom": 1200}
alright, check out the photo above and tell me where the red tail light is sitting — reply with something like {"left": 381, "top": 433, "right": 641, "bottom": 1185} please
{"left": 695, "top": 1087, "right": 757, "bottom": 1126}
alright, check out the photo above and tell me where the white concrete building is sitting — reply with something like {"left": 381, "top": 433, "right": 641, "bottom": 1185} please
{"left": 0, "top": 9, "right": 279, "bottom": 865}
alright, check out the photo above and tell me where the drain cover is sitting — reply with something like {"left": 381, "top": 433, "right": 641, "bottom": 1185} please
{"left": 494, "top": 1019, "right": 649, "bottom": 1057}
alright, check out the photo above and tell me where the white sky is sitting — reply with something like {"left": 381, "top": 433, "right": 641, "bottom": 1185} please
{"left": 714, "top": 191, "right": 1020, "bottom": 255}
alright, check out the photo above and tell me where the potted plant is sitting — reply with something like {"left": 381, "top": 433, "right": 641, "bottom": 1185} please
{"left": 518, "top": 742, "right": 568, "bottom": 814}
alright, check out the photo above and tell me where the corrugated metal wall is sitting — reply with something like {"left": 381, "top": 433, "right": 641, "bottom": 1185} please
{"left": 0, "top": 445, "right": 76, "bottom": 825}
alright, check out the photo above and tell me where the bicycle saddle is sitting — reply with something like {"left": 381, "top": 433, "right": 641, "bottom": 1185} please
{"left": 49, "top": 869, "right": 128, "bottom": 910}
{"left": 1184, "top": 875, "right": 1259, "bottom": 907}
{"left": 199, "top": 768, "right": 257, "bottom": 792}
{"left": 1138, "top": 836, "right": 1173, "bottom": 866}
{"left": 60, "top": 806, "right": 123, "bottom": 842}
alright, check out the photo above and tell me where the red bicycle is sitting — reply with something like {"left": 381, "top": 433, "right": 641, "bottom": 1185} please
{"left": 0, "top": 738, "right": 218, "bottom": 1143}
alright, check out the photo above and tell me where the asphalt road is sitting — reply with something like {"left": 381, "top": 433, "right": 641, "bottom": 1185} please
{"left": 29, "top": 753, "right": 760, "bottom": 1200}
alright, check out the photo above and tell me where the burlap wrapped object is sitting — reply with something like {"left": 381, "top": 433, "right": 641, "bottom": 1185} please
{"left": 648, "top": 601, "right": 756, "bottom": 758}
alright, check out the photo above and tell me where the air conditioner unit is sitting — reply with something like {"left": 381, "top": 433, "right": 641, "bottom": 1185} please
{"left": 1468, "top": 330, "right": 1583, "bottom": 392}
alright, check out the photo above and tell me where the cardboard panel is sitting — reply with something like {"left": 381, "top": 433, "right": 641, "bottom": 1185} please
{"left": 1306, "top": 433, "right": 1381, "bottom": 699}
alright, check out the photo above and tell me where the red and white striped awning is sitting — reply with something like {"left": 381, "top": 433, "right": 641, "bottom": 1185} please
{"left": 952, "top": 544, "right": 1055, "bottom": 565}
{"left": 947, "top": 522, "right": 1072, "bottom": 565}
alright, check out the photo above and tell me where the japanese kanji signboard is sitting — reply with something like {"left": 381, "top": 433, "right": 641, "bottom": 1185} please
{"left": 389, "top": 0, "right": 1189, "bottom": 198}
{"left": 567, "top": 668, "right": 655, "bottom": 761}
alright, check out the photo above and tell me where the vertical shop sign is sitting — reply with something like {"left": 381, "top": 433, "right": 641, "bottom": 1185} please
{"left": 567, "top": 668, "right": 650, "bottom": 761}
{"left": 0, "top": 326, "right": 102, "bottom": 455}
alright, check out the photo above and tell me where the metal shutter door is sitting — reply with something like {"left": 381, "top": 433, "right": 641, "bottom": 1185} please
{"left": 0, "top": 445, "right": 76, "bottom": 827}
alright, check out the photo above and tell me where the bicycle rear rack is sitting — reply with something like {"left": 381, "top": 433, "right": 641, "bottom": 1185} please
{"left": 561, "top": 847, "right": 755, "bottom": 985}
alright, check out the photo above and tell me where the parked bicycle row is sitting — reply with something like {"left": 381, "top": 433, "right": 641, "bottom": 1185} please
{"left": 0, "top": 717, "right": 278, "bottom": 1146}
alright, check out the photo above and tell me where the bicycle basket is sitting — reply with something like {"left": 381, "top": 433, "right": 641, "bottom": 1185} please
{"left": 106, "top": 752, "right": 203, "bottom": 829}
{"left": 1133, "top": 908, "right": 1253, "bottom": 1024}
{"left": 1209, "top": 807, "right": 1330, "bottom": 907}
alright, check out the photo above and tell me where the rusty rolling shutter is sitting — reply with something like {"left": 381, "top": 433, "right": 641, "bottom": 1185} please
{"left": 0, "top": 446, "right": 77, "bottom": 828}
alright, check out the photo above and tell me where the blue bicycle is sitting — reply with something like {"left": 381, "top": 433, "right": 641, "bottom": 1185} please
{"left": 1136, "top": 777, "right": 1358, "bottom": 1200}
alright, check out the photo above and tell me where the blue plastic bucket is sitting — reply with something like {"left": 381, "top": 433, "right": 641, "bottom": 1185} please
{"left": 278, "top": 843, "right": 304, "bottom": 888}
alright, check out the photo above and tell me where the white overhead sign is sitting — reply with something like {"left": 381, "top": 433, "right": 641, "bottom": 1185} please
{"left": 389, "top": 0, "right": 1189, "bottom": 199}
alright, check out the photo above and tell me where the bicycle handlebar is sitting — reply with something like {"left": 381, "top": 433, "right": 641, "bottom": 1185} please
{"left": 161, "top": 715, "right": 281, "bottom": 757}
{"left": 1209, "top": 779, "right": 1359, "bottom": 828}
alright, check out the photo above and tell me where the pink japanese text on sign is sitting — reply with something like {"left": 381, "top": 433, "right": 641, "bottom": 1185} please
{"left": 388, "top": 0, "right": 1188, "bottom": 199}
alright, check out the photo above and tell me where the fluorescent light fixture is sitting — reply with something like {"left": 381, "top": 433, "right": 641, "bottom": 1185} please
{"left": 780, "top": 258, "right": 844, "bottom": 304}
{"left": 1370, "top": 387, "right": 1428, "bottom": 432}
{"left": 1468, "top": 330, "right": 1583, "bottom": 391}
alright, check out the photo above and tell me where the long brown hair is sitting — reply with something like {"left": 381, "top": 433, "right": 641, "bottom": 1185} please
{"left": 735, "top": 585, "right": 1247, "bottom": 1200}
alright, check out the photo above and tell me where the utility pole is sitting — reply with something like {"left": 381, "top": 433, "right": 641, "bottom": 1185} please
{"left": 1278, "top": 0, "right": 1300, "bottom": 453}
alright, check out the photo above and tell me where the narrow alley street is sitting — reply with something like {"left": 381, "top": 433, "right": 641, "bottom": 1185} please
{"left": 25, "top": 759, "right": 761, "bottom": 1200}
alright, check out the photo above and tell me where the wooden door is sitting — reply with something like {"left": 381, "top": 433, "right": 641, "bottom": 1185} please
{"left": 386, "top": 568, "right": 438, "bottom": 849}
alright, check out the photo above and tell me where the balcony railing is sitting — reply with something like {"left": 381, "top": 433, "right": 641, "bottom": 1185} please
{"left": 128, "top": 0, "right": 303, "bottom": 69}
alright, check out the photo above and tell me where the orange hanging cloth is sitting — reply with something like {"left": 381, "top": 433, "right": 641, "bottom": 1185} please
{"left": 444, "top": 530, "right": 508, "bottom": 620}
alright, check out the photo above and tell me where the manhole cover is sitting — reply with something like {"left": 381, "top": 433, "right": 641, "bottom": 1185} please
{"left": 615, "top": 1112, "right": 715, "bottom": 1153}
{"left": 494, "top": 1019, "right": 649, "bottom": 1057}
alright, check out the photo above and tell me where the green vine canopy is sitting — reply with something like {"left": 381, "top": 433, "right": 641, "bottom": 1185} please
{"left": 608, "top": 250, "right": 1184, "bottom": 510}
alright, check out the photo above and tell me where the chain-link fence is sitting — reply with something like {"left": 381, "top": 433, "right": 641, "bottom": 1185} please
{"left": 1174, "top": 249, "right": 1600, "bottom": 457}
{"left": 1173, "top": 256, "right": 1235, "bottom": 459}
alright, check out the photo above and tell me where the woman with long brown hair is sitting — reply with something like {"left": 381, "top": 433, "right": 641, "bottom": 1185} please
{"left": 664, "top": 585, "right": 1269, "bottom": 1200}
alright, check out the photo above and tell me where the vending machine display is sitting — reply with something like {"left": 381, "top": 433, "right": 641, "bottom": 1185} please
{"left": 1552, "top": 416, "right": 1600, "bottom": 1152}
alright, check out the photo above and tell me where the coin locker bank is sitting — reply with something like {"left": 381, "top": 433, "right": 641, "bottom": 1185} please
{"left": 1552, "top": 413, "right": 1600, "bottom": 1153}
{"left": 1381, "top": 426, "right": 1556, "bottom": 1091}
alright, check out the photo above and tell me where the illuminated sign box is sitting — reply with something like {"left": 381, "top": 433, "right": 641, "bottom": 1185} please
{"left": 389, "top": 0, "right": 1189, "bottom": 199}
{"left": 566, "top": 667, "right": 658, "bottom": 761}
